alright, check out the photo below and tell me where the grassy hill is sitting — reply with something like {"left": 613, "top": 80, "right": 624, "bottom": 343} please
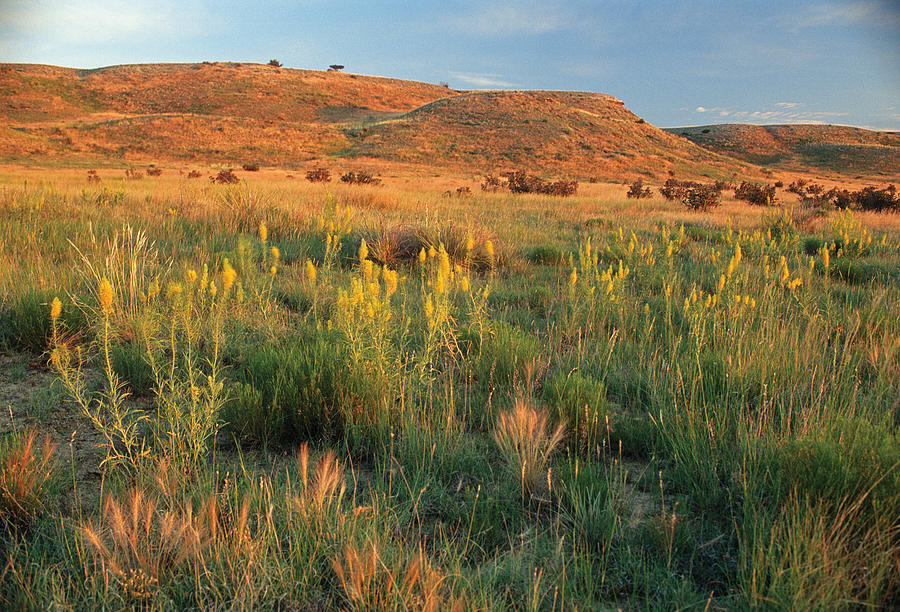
{"left": 344, "top": 90, "right": 755, "bottom": 179}
{"left": 1, "top": 62, "right": 759, "bottom": 179}
{"left": 668, "top": 124, "right": 900, "bottom": 178}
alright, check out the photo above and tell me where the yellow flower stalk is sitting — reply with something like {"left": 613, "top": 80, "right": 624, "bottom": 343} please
{"left": 822, "top": 246, "right": 830, "bottom": 269}
{"left": 460, "top": 276, "right": 470, "bottom": 293}
{"left": 418, "top": 247, "right": 427, "bottom": 263}
{"left": 358, "top": 238, "right": 369, "bottom": 263}
{"left": 485, "top": 240, "right": 495, "bottom": 257}
{"left": 466, "top": 234, "right": 474, "bottom": 251}
{"left": 569, "top": 267, "right": 577, "bottom": 287}
{"left": 717, "top": 275, "right": 726, "bottom": 293}
{"left": 270, "top": 246, "right": 280, "bottom": 261}
{"left": 209, "top": 281, "right": 217, "bottom": 298}
{"left": 236, "top": 282, "right": 244, "bottom": 303}
{"left": 428, "top": 245, "right": 437, "bottom": 259}
{"left": 259, "top": 222, "right": 268, "bottom": 243}
{"left": 166, "top": 282, "right": 183, "bottom": 299}
{"left": 50, "top": 297, "right": 62, "bottom": 321}
{"left": 270, "top": 266, "right": 277, "bottom": 276}
{"left": 98, "top": 278, "right": 114, "bottom": 315}
{"left": 222, "top": 260, "right": 237, "bottom": 292}
{"left": 186, "top": 269, "right": 198, "bottom": 284}
{"left": 305, "top": 259, "right": 317, "bottom": 283}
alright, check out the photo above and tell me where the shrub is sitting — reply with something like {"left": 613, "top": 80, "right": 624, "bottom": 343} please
{"left": 125, "top": 168, "right": 143, "bottom": 180}
{"left": 474, "top": 320, "right": 541, "bottom": 391}
{"left": 853, "top": 185, "right": 898, "bottom": 212}
{"left": 306, "top": 168, "right": 331, "bottom": 183}
{"left": 0, "top": 429, "right": 56, "bottom": 527}
{"left": 146, "top": 166, "right": 162, "bottom": 177}
{"left": 211, "top": 169, "right": 240, "bottom": 184}
{"left": 267, "top": 59, "right": 282, "bottom": 67}
{"left": 241, "top": 163, "right": 260, "bottom": 172}
{"left": 626, "top": 179, "right": 653, "bottom": 199}
{"left": 87, "top": 169, "right": 100, "bottom": 183}
{"left": 186, "top": 170, "right": 202, "bottom": 179}
{"left": 481, "top": 175, "right": 503, "bottom": 192}
{"left": 734, "top": 181, "right": 776, "bottom": 206}
{"left": 682, "top": 184, "right": 720, "bottom": 211}
{"left": 504, "top": 171, "right": 577, "bottom": 197}
{"left": 787, "top": 179, "right": 808, "bottom": 195}
{"left": 340, "top": 171, "right": 381, "bottom": 185}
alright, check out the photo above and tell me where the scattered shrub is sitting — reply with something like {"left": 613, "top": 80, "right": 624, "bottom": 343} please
{"left": 146, "top": 166, "right": 162, "bottom": 177}
{"left": 186, "top": 170, "right": 203, "bottom": 179}
{"left": 481, "top": 175, "right": 503, "bottom": 192}
{"left": 241, "top": 163, "right": 260, "bottom": 172}
{"left": 306, "top": 168, "right": 331, "bottom": 183}
{"left": 682, "top": 184, "right": 720, "bottom": 211}
{"left": 854, "top": 184, "right": 898, "bottom": 212}
{"left": 734, "top": 181, "right": 776, "bottom": 206}
{"left": 340, "top": 171, "right": 380, "bottom": 185}
{"left": 503, "top": 171, "right": 577, "bottom": 197}
{"left": 125, "top": 168, "right": 143, "bottom": 180}
{"left": 267, "top": 59, "right": 282, "bottom": 67}
{"left": 87, "top": 169, "right": 101, "bottom": 183}
{"left": 626, "top": 179, "right": 653, "bottom": 199}
{"left": 211, "top": 169, "right": 240, "bottom": 184}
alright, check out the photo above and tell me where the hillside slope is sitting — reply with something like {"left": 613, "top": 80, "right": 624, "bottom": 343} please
{"left": 346, "top": 90, "right": 754, "bottom": 179}
{"left": 1, "top": 62, "right": 758, "bottom": 179}
{"left": 668, "top": 124, "right": 900, "bottom": 178}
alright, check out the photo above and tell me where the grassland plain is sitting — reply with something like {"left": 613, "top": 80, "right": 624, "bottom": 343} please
{"left": 0, "top": 169, "right": 898, "bottom": 611}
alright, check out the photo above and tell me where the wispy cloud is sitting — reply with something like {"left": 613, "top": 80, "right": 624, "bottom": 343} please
{"left": 2, "top": 0, "right": 208, "bottom": 44}
{"left": 787, "top": 1, "right": 900, "bottom": 29}
{"left": 692, "top": 102, "right": 849, "bottom": 123}
{"left": 450, "top": 72, "right": 517, "bottom": 88}
{"left": 449, "top": 2, "right": 571, "bottom": 36}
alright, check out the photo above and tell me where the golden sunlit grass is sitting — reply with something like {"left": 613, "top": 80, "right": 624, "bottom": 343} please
{"left": 0, "top": 165, "right": 898, "bottom": 609}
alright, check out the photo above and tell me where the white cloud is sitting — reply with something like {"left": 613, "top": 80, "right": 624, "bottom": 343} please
{"left": 450, "top": 72, "right": 517, "bottom": 88}
{"left": 2, "top": 0, "right": 207, "bottom": 45}
{"left": 696, "top": 106, "right": 707, "bottom": 112}
{"left": 789, "top": 1, "right": 900, "bottom": 28}
{"left": 450, "top": 2, "right": 570, "bottom": 36}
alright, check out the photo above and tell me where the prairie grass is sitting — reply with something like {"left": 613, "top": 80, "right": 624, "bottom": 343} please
{"left": 0, "top": 170, "right": 898, "bottom": 609}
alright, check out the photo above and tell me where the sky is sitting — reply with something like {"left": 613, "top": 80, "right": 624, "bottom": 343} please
{"left": 2, "top": 0, "right": 899, "bottom": 130}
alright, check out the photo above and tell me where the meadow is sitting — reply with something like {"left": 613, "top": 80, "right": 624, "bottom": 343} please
{"left": 0, "top": 169, "right": 898, "bottom": 610}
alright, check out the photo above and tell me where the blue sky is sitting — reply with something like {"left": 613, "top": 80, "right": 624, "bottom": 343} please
{"left": 2, "top": 0, "right": 898, "bottom": 129}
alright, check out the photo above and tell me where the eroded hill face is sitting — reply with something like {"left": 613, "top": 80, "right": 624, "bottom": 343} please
{"left": 346, "top": 90, "right": 752, "bottom": 179}
{"left": 668, "top": 124, "right": 900, "bottom": 178}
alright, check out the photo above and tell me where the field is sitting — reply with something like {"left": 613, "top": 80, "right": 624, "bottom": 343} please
{"left": 0, "top": 166, "right": 898, "bottom": 610}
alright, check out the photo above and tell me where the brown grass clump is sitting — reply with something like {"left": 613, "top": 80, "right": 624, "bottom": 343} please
{"left": 0, "top": 429, "right": 56, "bottom": 527}
{"left": 333, "top": 541, "right": 463, "bottom": 612}
{"left": 341, "top": 171, "right": 382, "bottom": 185}
{"left": 493, "top": 400, "right": 565, "bottom": 499}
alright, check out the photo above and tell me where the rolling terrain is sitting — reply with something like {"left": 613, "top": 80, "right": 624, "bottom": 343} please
{"left": 669, "top": 123, "right": 900, "bottom": 178}
{"left": 2, "top": 62, "right": 754, "bottom": 179}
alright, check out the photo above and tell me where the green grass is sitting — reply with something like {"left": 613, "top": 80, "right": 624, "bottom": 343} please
{"left": 0, "top": 178, "right": 898, "bottom": 609}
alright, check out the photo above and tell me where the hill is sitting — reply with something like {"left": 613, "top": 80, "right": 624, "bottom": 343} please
{"left": 344, "top": 90, "right": 754, "bottom": 179}
{"left": 668, "top": 124, "right": 900, "bottom": 178}
{"left": 2, "top": 62, "right": 752, "bottom": 179}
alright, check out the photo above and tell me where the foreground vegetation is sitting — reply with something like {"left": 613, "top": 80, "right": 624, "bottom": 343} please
{"left": 1, "top": 174, "right": 898, "bottom": 610}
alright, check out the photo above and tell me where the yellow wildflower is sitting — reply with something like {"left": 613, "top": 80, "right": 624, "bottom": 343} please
{"left": 259, "top": 222, "right": 268, "bottom": 242}
{"left": 209, "top": 281, "right": 217, "bottom": 298}
{"left": 418, "top": 247, "right": 427, "bottom": 263}
{"left": 270, "top": 266, "right": 277, "bottom": 276}
{"left": 305, "top": 259, "right": 317, "bottom": 283}
{"left": 222, "top": 260, "right": 237, "bottom": 292}
{"left": 50, "top": 297, "right": 62, "bottom": 321}
{"left": 485, "top": 240, "right": 495, "bottom": 257}
{"left": 187, "top": 269, "right": 198, "bottom": 284}
{"left": 358, "top": 238, "right": 369, "bottom": 263}
{"left": 98, "top": 278, "right": 113, "bottom": 315}
{"left": 271, "top": 246, "right": 280, "bottom": 261}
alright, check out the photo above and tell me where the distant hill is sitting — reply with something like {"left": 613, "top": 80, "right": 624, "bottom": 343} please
{"left": 668, "top": 124, "right": 900, "bottom": 178}
{"left": 344, "top": 90, "right": 753, "bottom": 179}
{"left": 0, "top": 62, "right": 759, "bottom": 180}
